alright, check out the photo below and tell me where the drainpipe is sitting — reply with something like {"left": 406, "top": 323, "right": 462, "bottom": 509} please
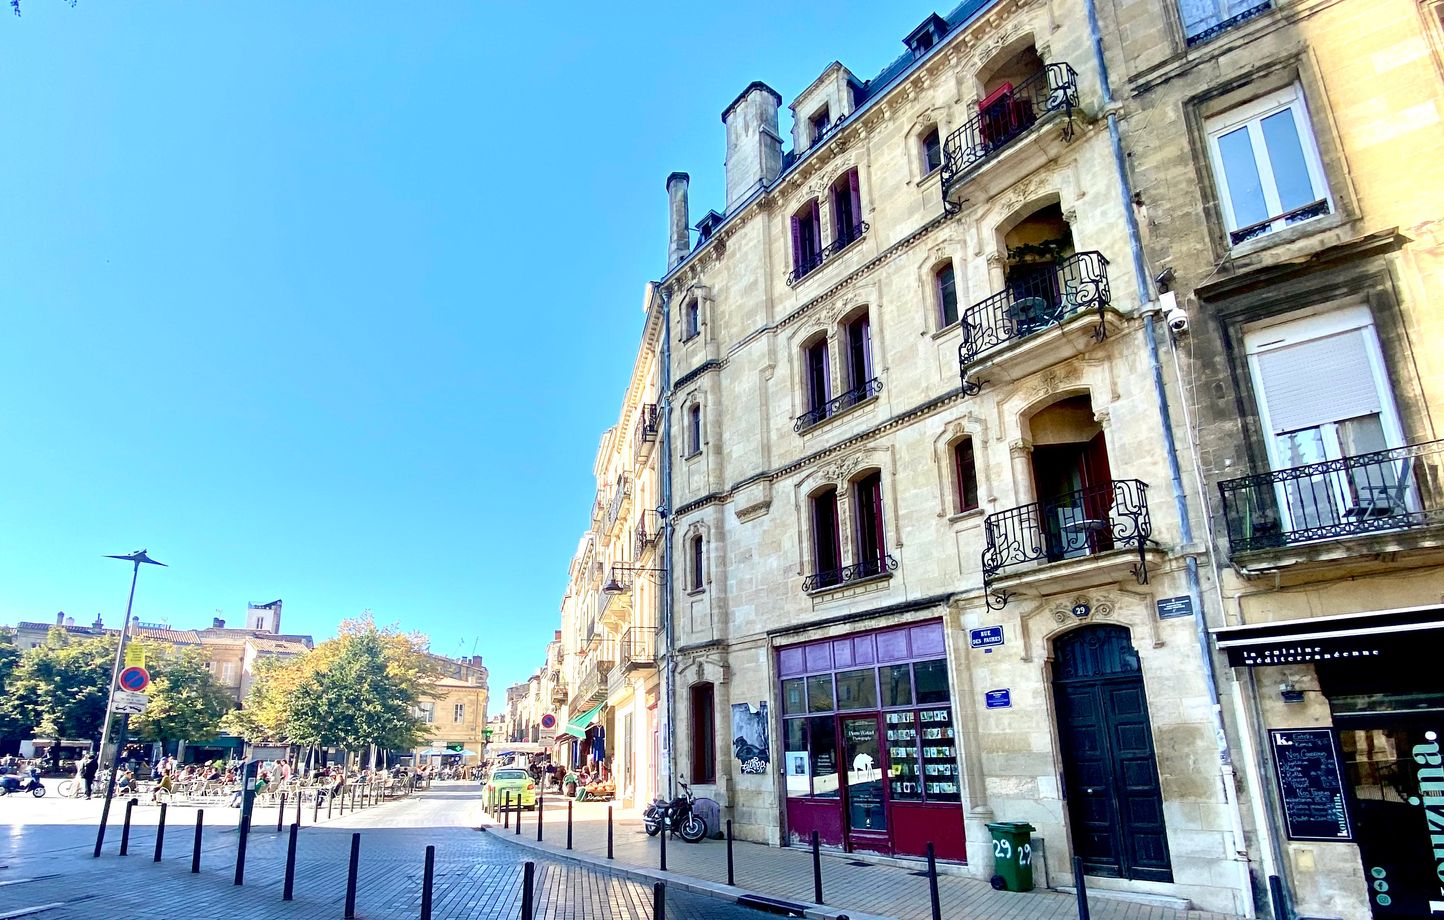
{"left": 1083, "top": 1, "right": 1254, "bottom": 912}
{"left": 657, "top": 285, "right": 677, "bottom": 799}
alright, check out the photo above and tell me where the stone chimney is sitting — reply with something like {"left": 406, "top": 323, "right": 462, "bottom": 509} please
{"left": 213, "top": 617, "right": 225, "bottom": 629}
{"left": 55, "top": 612, "right": 64, "bottom": 626}
{"left": 666, "top": 172, "right": 691, "bottom": 269}
{"left": 93, "top": 614, "right": 103, "bottom": 629}
{"left": 722, "top": 81, "right": 784, "bottom": 212}
{"left": 64, "top": 616, "right": 74, "bottom": 627}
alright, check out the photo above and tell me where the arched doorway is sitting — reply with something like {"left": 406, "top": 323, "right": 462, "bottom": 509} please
{"left": 1052, "top": 625, "right": 1172, "bottom": 882}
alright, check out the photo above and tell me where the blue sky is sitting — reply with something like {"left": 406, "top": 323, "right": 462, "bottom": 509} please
{"left": 0, "top": 1, "right": 942, "bottom": 695}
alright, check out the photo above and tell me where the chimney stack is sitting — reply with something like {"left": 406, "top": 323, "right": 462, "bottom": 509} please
{"left": 722, "top": 81, "right": 784, "bottom": 212}
{"left": 55, "top": 612, "right": 64, "bottom": 626}
{"left": 65, "top": 616, "right": 74, "bottom": 627}
{"left": 213, "top": 617, "right": 225, "bottom": 629}
{"left": 94, "top": 614, "right": 103, "bottom": 629}
{"left": 666, "top": 172, "right": 691, "bottom": 269}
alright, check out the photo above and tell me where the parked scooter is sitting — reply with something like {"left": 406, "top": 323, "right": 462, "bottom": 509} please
{"left": 642, "top": 780, "right": 706, "bottom": 842}
{"left": 0, "top": 767, "right": 46, "bottom": 797}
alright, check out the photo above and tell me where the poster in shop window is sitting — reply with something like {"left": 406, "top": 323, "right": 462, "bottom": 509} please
{"left": 731, "top": 701, "right": 770, "bottom": 774}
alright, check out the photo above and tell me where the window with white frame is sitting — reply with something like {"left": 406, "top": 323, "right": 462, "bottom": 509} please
{"left": 454, "top": 703, "right": 465, "bottom": 723}
{"left": 420, "top": 701, "right": 436, "bottom": 724}
{"left": 1206, "top": 85, "right": 1331, "bottom": 245}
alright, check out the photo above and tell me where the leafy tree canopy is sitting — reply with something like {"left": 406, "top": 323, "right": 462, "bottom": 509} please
{"left": 2, "top": 628, "right": 116, "bottom": 742}
{"left": 129, "top": 644, "right": 235, "bottom": 745}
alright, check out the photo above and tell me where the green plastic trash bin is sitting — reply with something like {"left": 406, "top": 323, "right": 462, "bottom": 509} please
{"left": 986, "top": 821, "right": 1036, "bottom": 892}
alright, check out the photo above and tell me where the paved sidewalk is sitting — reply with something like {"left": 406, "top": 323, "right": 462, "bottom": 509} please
{"left": 482, "top": 796, "right": 1238, "bottom": 920}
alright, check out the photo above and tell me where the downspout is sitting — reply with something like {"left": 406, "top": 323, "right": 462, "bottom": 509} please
{"left": 657, "top": 285, "right": 677, "bottom": 799}
{"left": 1083, "top": 1, "right": 1255, "bottom": 912}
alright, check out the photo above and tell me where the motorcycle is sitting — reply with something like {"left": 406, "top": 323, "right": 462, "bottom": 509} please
{"left": 0, "top": 768, "right": 46, "bottom": 798}
{"left": 642, "top": 780, "right": 706, "bottom": 843}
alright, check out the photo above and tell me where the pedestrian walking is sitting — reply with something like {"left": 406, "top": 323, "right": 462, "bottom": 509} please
{"left": 80, "top": 752, "right": 98, "bottom": 799}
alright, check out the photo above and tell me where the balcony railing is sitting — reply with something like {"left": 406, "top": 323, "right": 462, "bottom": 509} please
{"left": 605, "top": 475, "right": 631, "bottom": 530}
{"left": 940, "top": 63, "right": 1078, "bottom": 198}
{"left": 634, "top": 404, "right": 660, "bottom": 460}
{"left": 794, "top": 378, "right": 884, "bottom": 432}
{"left": 958, "top": 252, "right": 1110, "bottom": 394}
{"left": 981, "top": 479, "right": 1151, "bottom": 609}
{"left": 1228, "top": 198, "right": 1330, "bottom": 245}
{"left": 786, "top": 222, "right": 871, "bottom": 287}
{"left": 803, "top": 553, "right": 899, "bottom": 592}
{"left": 635, "top": 509, "right": 662, "bottom": 559}
{"left": 1186, "top": 1, "right": 1272, "bottom": 46}
{"left": 1218, "top": 440, "right": 1444, "bottom": 554}
{"left": 787, "top": 249, "right": 826, "bottom": 286}
{"left": 619, "top": 626, "right": 657, "bottom": 671}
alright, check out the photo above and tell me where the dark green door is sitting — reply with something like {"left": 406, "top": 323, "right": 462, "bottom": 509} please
{"left": 1054, "top": 626, "right": 1172, "bottom": 882}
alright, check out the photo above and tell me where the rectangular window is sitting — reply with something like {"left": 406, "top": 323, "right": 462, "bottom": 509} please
{"left": 791, "top": 200, "right": 823, "bottom": 277}
{"left": 1206, "top": 86, "right": 1330, "bottom": 245}
{"left": 687, "top": 405, "right": 702, "bottom": 456}
{"left": 1180, "top": 0, "right": 1271, "bottom": 44}
{"left": 810, "top": 107, "right": 831, "bottom": 147}
{"left": 689, "top": 683, "right": 716, "bottom": 783}
{"left": 831, "top": 169, "right": 862, "bottom": 246}
{"left": 684, "top": 298, "right": 700, "bottom": 340}
{"left": 922, "top": 128, "right": 942, "bottom": 174}
{"left": 805, "top": 340, "right": 831, "bottom": 413}
{"left": 880, "top": 664, "right": 913, "bottom": 708}
{"left": 845, "top": 314, "right": 872, "bottom": 390}
{"left": 853, "top": 472, "right": 886, "bottom": 574}
{"left": 937, "top": 263, "right": 959, "bottom": 327}
{"left": 690, "top": 535, "right": 704, "bottom": 591}
{"left": 835, "top": 668, "right": 878, "bottom": 710}
{"left": 807, "top": 715, "right": 839, "bottom": 797}
{"left": 221, "top": 661, "right": 236, "bottom": 683}
{"left": 812, "top": 489, "right": 841, "bottom": 586}
{"left": 953, "top": 439, "right": 979, "bottom": 512}
{"left": 454, "top": 703, "right": 465, "bottom": 723}
{"left": 421, "top": 702, "right": 435, "bottom": 724}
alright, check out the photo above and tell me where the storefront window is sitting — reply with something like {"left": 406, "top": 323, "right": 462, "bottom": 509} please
{"left": 784, "top": 719, "right": 810, "bottom": 797}
{"left": 836, "top": 669, "right": 878, "bottom": 710}
{"left": 914, "top": 659, "right": 950, "bottom": 704}
{"left": 782, "top": 678, "right": 806, "bottom": 715}
{"left": 881, "top": 664, "right": 912, "bottom": 707}
{"left": 807, "top": 674, "right": 834, "bottom": 712}
{"left": 809, "top": 715, "right": 840, "bottom": 798}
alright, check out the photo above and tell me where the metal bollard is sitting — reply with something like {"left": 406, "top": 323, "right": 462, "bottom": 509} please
{"left": 1073, "top": 855, "right": 1091, "bottom": 920}
{"left": 926, "top": 843, "right": 942, "bottom": 920}
{"left": 314, "top": 793, "right": 321, "bottom": 824}
{"left": 659, "top": 814, "right": 667, "bottom": 871}
{"left": 726, "top": 819, "right": 735, "bottom": 886}
{"left": 344, "top": 832, "right": 361, "bottom": 919}
{"left": 811, "top": 830, "right": 823, "bottom": 904}
{"left": 566, "top": 799, "right": 573, "bottom": 850}
{"left": 192, "top": 809, "right": 204, "bottom": 873}
{"left": 608, "top": 805, "right": 614, "bottom": 860}
{"left": 154, "top": 803, "right": 167, "bottom": 862}
{"left": 536, "top": 794, "right": 544, "bottom": 842}
{"left": 652, "top": 881, "right": 666, "bottom": 919}
{"left": 234, "top": 816, "right": 250, "bottom": 885}
{"left": 421, "top": 845, "right": 436, "bottom": 920}
{"left": 277, "top": 792, "right": 287, "bottom": 832}
{"left": 283, "top": 823, "right": 298, "bottom": 901}
{"left": 520, "top": 860, "right": 535, "bottom": 920}
{"left": 296, "top": 789, "right": 303, "bottom": 827}
{"left": 504, "top": 791, "right": 511, "bottom": 829}
{"left": 328, "top": 789, "right": 335, "bottom": 819}
{"left": 514, "top": 794, "right": 522, "bottom": 836}
{"left": 120, "top": 798, "right": 136, "bottom": 855}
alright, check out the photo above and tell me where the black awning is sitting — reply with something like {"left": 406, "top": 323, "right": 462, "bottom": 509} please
{"left": 1212, "top": 604, "right": 1444, "bottom": 667}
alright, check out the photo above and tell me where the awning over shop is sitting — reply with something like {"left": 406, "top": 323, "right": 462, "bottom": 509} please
{"left": 564, "top": 703, "right": 604, "bottom": 739}
{"left": 1212, "top": 604, "right": 1444, "bottom": 667}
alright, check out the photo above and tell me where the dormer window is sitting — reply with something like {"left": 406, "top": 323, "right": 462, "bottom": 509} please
{"left": 809, "top": 107, "right": 832, "bottom": 147}
{"left": 694, "top": 209, "right": 725, "bottom": 245}
{"left": 905, "top": 13, "right": 949, "bottom": 59}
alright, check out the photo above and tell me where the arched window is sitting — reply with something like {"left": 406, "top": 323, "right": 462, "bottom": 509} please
{"left": 790, "top": 199, "right": 823, "bottom": 280}
{"left": 686, "top": 404, "right": 702, "bottom": 456}
{"left": 831, "top": 168, "right": 863, "bottom": 247}
{"left": 935, "top": 261, "right": 959, "bottom": 327}
{"left": 689, "top": 534, "right": 705, "bottom": 592}
{"left": 688, "top": 682, "right": 716, "bottom": 783}
{"left": 952, "top": 437, "right": 978, "bottom": 513}
{"left": 811, "top": 487, "right": 842, "bottom": 587}
{"left": 921, "top": 126, "right": 942, "bottom": 174}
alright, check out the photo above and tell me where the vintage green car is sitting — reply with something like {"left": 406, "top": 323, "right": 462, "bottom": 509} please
{"left": 483, "top": 768, "right": 537, "bottom": 810}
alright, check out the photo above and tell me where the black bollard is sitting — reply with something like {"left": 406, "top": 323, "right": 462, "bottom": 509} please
{"left": 608, "top": 805, "right": 614, "bottom": 860}
{"left": 154, "top": 803, "right": 168, "bottom": 862}
{"left": 421, "top": 845, "right": 436, "bottom": 920}
{"left": 1073, "top": 855, "right": 1091, "bottom": 920}
{"left": 120, "top": 798, "right": 136, "bottom": 855}
{"left": 314, "top": 793, "right": 321, "bottom": 824}
{"left": 296, "top": 789, "right": 303, "bottom": 827}
{"left": 520, "top": 860, "right": 535, "bottom": 920}
{"left": 504, "top": 792, "right": 511, "bottom": 829}
{"left": 653, "top": 881, "right": 666, "bottom": 919}
{"left": 536, "top": 794, "right": 544, "bottom": 842}
{"left": 191, "top": 809, "right": 204, "bottom": 873}
{"left": 344, "top": 832, "right": 361, "bottom": 919}
{"left": 659, "top": 814, "right": 667, "bottom": 871}
{"left": 566, "top": 799, "right": 573, "bottom": 850}
{"left": 283, "top": 823, "right": 298, "bottom": 901}
{"left": 514, "top": 794, "right": 522, "bottom": 836}
{"left": 926, "top": 843, "right": 942, "bottom": 920}
{"left": 277, "top": 792, "right": 287, "bottom": 832}
{"left": 234, "top": 816, "right": 250, "bottom": 885}
{"left": 330, "top": 789, "right": 337, "bottom": 819}
{"left": 811, "top": 830, "right": 823, "bottom": 904}
{"left": 726, "top": 819, "right": 735, "bottom": 886}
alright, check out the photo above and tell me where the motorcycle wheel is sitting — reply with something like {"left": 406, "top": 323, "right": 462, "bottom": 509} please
{"left": 0, "top": 786, "right": 9, "bottom": 796}
{"left": 680, "top": 814, "right": 706, "bottom": 843}
{"left": 643, "top": 820, "right": 661, "bottom": 837}
{"left": 31, "top": 786, "right": 44, "bottom": 798}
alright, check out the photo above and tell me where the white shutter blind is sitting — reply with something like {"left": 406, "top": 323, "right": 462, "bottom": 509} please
{"left": 1255, "top": 328, "right": 1382, "bottom": 433}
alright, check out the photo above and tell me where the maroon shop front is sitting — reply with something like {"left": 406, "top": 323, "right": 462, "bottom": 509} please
{"left": 778, "top": 620, "right": 965, "bottom": 861}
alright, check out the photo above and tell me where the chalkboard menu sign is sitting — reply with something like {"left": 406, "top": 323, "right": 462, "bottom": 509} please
{"left": 1271, "top": 729, "right": 1353, "bottom": 841}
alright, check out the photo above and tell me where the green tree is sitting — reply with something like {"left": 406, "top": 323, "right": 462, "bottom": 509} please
{"left": 1, "top": 628, "right": 116, "bottom": 743}
{"left": 0, "top": 635, "right": 29, "bottom": 740}
{"left": 129, "top": 645, "right": 234, "bottom": 747}
{"left": 221, "top": 655, "right": 304, "bottom": 743}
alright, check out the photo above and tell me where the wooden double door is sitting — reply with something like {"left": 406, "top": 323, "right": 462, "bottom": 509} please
{"left": 1053, "top": 626, "right": 1172, "bottom": 882}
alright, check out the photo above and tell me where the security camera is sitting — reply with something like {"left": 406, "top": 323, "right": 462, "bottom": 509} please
{"left": 1159, "top": 290, "right": 1188, "bottom": 334}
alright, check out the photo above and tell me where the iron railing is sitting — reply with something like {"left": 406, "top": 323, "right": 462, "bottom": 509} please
{"left": 940, "top": 63, "right": 1078, "bottom": 198}
{"left": 1218, "top": 439, "right": 1444, "bottom": 554}
{"left": 981, "top": 479, "right": 1151, "bottom": 609}
{"left": 634, "top": 403, "right": 660, "bottom": 459}
{"left": 605, "top": 475, "right": 632, "bottom": 530}
{"left": 620, "top": 626, "right": 658, "bottom": 671}
{"left": 958, "top": 251, "right": 1110, "bottom": 393}
{"left": 1228, "top": 198, "right": 1330, "bottom": 245}
{"left": 794, "top": 377, "right": 884, "bottom": 432}
{"left": 787, "top": 249, "right": 826, "bottom": 286}
{"left": 803, "top": 553, "right": 899, "bottom": 592}
{"left": 1186, "top": 1, "right": 1272, "bottom": 45}
{"left": 635, "top": 509, "right": 662, "bottom": 558}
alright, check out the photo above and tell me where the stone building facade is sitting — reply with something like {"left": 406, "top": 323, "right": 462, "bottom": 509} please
{"left": 1105, "top": 0, "right": 1444, "bottom": 916}
{"left": 414, "top": 654, "right": 489, "bottom": 769}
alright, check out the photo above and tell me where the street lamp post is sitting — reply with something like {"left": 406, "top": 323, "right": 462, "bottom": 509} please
{"left": 93, "top": 549, "right": 166, "bottom": 859}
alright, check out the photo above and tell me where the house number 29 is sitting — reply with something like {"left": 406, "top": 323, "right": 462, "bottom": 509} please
{"left": 992, "top": 838, "right": 1032, "bottom": 865}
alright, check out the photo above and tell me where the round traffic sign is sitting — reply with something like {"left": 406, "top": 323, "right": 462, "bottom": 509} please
{"left": 119, "top": 666, "right": 150, "bottom": 692}
{"left": 540, "top": 713, "right": 557, "bottom": 730}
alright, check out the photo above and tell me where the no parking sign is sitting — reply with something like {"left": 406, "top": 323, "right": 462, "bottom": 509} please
{"left": 118, "top": 666, "right": 150, "bottom": 692}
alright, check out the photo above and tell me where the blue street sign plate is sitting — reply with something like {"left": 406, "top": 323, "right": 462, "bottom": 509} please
{"left": 985, "top": 689, "right": 1012, "bottom": 709}
{"left": 970, "top": 626, "right": 1004, "bottom": 649}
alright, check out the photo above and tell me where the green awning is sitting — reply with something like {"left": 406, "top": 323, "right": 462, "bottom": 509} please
{"left": 563, "top": 703, "right": 604, "bottom": 739}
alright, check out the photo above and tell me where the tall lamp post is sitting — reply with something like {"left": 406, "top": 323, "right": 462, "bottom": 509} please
{"left": 93, "top": 549, "right": 166, "bottom": 858}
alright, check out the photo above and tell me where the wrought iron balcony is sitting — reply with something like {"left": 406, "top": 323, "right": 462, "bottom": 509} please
{"left": 1218, "top": 439, "right": 1444, "bottom": 554}
{"left": 1186, "top": 1, "right": 1272, "bottom": 46}
{"left": 634, "top": 403, "right": 660, "bottom": 460}
{"left": 635, "top": 509, "right": 662, "bottom": 559}
{"left": 958, "top": 252, "right": 1110, "bottom": 394}
{"left": 619, "top": 626, "right": 657, "bottom": 672}
{"left": 1228, "top": 198, "right": 1330, "bottom": 245}
{"left": 605, "top": 475, "right": 631, "bottom": 530}
{"left": 574, "top": 648, "right": 615, "bottom": 709}
{"left": 824, "top": 221, "right": 869, "bottom": 258}
{"left": 794, "top": 378, "right": 883, "bottom": 433}
{"left": 803, "top": 553, "right": 899, "bottom": 592}
{"left": 981, "top": 479, "right": 1151, "bottom": 609}
{"left": 940, "top": 63, "right": 1078, "bottom": 199}
{"left": 787, "top": 249, "right": 826, "bottom": 286}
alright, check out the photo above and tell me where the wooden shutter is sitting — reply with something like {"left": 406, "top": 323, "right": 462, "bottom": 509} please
{"left": 848, "top": 170, "right": 861, "bottom": 232}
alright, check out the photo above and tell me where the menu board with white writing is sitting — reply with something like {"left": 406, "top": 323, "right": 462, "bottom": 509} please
{"left": 1271, "top": 729, "right": 1353, "bottom": 841}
